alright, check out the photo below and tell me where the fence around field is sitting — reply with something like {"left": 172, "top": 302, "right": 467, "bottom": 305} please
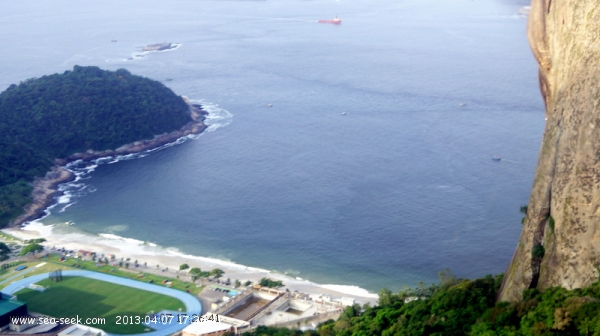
{"left": 1, "top": 270, "right": 202, "bottom": 336}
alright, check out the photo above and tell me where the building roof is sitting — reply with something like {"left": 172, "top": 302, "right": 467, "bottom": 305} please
{"left": 58, "top": 324, "right": 105, "bottom": 336}
{"left": 0, "top": 298, "right": 26, "bottom": 316}
{"left": 182, "top": 320, "right": 232, "bottom": 335}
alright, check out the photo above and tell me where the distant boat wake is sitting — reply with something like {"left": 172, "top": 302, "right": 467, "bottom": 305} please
{"left": 499, "top": 159, "right": 521, "bottom": 163}
{"left": 492, "top": 157, "right": 521, "bottom": 164}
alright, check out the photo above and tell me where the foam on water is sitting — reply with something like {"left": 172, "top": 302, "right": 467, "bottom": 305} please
{"left": 98, "top": 233, "right": 145, "bottom": 246}
{"left": 11, "top": 220, "right": 379, "bottom": 299}
{"left": 165, "top": 249, "right": 378, "bottom": 298}
{"left": 21, "top": 221, "right": 55, "bottom": 237}
{"left": 165, "top": 248, "right": 270, "bottom": 274}
{"left": 39, "top": 101, "right": 231, "bottom": 221}
{"left": 58, "top": 202, "right": 76, "bottom": 213}
{"left": 195, "top": 99, "right": 234, "bottom": 132}
{"left": 320, "top": 285, "right": 379, "bottom": 299}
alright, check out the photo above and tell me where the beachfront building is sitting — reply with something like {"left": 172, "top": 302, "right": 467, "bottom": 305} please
{"left": 204, "top": 285, "right": 343, "bottom": 331}
{"left": 76, "top": 250, "right": 94, "bottom": 259}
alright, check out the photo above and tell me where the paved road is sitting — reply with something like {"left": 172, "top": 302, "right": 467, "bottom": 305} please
{"left": 1, "top": 270, "right": 202, "bottom": 336}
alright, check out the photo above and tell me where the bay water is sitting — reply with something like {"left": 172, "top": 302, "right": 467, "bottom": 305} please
{"left": 1, "top": 0, "right": 542, "bottom": 294}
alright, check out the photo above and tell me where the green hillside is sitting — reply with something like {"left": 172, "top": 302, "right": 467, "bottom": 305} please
{"left": 0, "top": 65, "right": 192, "bottom": 226}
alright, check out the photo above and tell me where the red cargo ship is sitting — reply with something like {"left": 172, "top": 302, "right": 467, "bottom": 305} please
{"left": 318, "top": 16, "right": 341, "bottom": 24}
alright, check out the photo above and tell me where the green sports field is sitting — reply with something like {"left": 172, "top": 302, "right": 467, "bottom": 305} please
{"left": 15, "top": 276, "right": 185, "bottom": 334}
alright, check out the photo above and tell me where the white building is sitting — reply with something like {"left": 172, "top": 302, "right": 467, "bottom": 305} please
{"left": 181, "top": 320, "right": 236, "bottom": 336}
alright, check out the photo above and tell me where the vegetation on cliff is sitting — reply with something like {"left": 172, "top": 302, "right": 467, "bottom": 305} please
{"left": 0, "top": 65, "right": 193, "bottom": 226}
{"left": 245, "top": 272, "right": 600, "bottom": 335}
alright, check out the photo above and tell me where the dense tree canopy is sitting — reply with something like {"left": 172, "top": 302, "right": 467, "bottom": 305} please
{"left": 0, "top": 65, "right": 192, "bottom": 226}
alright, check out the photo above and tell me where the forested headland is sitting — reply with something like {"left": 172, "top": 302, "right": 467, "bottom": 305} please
{"left": 0, "top": 65, "right": 195, "bottom": 226}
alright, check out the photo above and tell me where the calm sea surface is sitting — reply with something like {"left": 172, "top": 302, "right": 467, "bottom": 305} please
{"left": 1, "top": 0, "right": 542, "bottom": 292}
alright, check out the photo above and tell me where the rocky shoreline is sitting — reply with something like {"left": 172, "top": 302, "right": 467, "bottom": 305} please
{"left": 9, "top": 101, "right": 208, "bottom": 228}
{"left": 9, "top": 166, "right": 76, "bottom": 228}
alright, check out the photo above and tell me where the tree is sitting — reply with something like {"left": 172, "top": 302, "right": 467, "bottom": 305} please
{"left": 180, "top": 263, "right": 190, "bottom": 270}
{"left": 438, "top": 268, "right": 457, "bottom": 288}
{"left": 25, "top": 238, "right": 46, "bottom": 244}
{"left": 234, "top": 279, "right": 241, "bottom": 288}
{"left": 0, "top": 242, "right": 10, "bottom": 255}
{"left": 378, "top": 288, "right": 393, "bottom": 306}
{"left": 210, "top": 268, "right": 224, "bottom": 279}
{"left": 258, "top": 278, "right": 283, "bottom": 288}
{"left": 20, "top": 243, "right": 43, "bottom": 256}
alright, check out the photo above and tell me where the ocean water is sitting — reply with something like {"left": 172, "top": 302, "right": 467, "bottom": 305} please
{"left": 1, "top": 0, "right": 543, "bottom": 293}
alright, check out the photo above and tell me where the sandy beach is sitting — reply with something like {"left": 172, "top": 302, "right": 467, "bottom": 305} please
{"left": 3, "top": 223, "right": 378, "bottom": 306}
{"left": 3, "top": 98, "right": 377, "bottom": 307}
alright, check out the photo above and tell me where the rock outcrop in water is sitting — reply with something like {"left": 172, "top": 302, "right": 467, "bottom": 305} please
{"left": 498, "top": 0, "right": 600, "bottom": 302}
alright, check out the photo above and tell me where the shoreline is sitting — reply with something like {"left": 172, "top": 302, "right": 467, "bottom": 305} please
{"left": 4, "top": 99, "right": 379, "bottom": 305}
{"left": 9, "top": 99, "right": 207, "bottom": 228}
{"left": 9, "top": 166, "right": 76, "bottom": 228}
{"left": 4, "top": 222, "right": 378, "bottom": 305}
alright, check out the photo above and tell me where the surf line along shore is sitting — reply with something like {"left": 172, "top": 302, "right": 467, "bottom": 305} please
{"left": 8, "top": 97, "right": 208, "bottom": 228}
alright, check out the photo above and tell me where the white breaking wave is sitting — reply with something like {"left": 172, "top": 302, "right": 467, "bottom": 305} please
{"left": 42, "top": 100, "right": 232, "bottom": 220}
{"left": 19, "top": 221, "right": 55, "bottom": 238}
{"left": 58, "top": 202, "right": 76, "bottom": 213}
{"left": 13, "top": 221, "right": 378, "bottom": 299}
{"left": 165, "top": 248, "right": 270, "bottom": 274}
{"left": 194, "top": 99, "right": 234, "bottom": 132}
{"left": 320, "top": 284, "right": 379, "bottom": 299}
{"left": 98, "top": 233, "right": 145, "bottom": 246}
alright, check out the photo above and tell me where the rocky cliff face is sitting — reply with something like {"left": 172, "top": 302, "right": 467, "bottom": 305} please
{"left": 498, "top": 0, "right": 600, "bottom": 302}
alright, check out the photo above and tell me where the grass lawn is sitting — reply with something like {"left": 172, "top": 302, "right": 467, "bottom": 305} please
{"left": 16, "top": 276, "right": 185, "bottom": 334}
{"left": 44, "top": 254, "right": 204, "bottom": 295}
